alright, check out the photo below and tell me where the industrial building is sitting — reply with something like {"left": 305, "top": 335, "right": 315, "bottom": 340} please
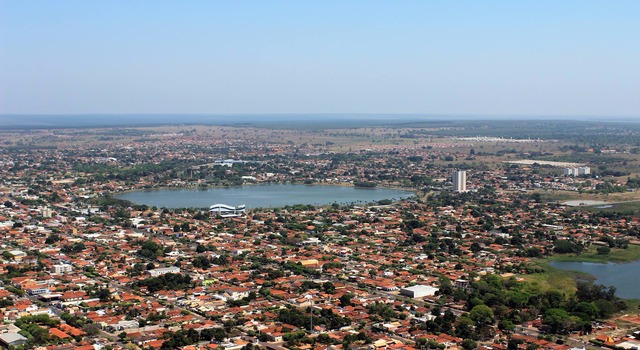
{"left": 400, "top": 285, "right": 439, "bottom": 298}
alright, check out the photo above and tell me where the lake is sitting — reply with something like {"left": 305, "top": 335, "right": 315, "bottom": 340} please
{"left": 550, "top": 260, "right": 640, "bottom": 299}
{"left": 116, "top": 184, "right": 415, "bottom": 209}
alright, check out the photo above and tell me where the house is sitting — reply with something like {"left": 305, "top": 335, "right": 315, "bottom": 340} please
{"left": 224, "top": 287, "right": 250, "bottom": 301}
{"left": 51, "top": 263, "right": 73, "bottom": 274}
{"left": 25, "top": 286, "right": 50, "bottom": 296}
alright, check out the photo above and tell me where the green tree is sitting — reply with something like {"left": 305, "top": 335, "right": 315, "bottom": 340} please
{"left": 543, "top": 308, "right": 579, "bottom": 334}
{"left": 462, "top": 339, "right": 477, "bottom": 350}
{"left": 469, "top": 305, "right": 494, "bottom": 327}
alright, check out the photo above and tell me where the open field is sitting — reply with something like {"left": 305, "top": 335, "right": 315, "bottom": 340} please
{"left": 546, "top": 245, "right": 640, "bottom": 264}
{"left": 520, "top": 260, "right": 591, "bottom": 294}
{"left": 574, "top": 200, "right": 640, "bottom": 213}
{"left": 536, "top": 190, "right": 640, "bottom": 205}
{"left": 621, "top": 299, "right": 640, "bottom": 315}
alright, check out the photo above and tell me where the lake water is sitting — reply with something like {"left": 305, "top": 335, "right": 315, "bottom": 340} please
{"left": 550, "top": 260, "right": 640, "bottom": 299}
{"left": 116, "top": 184, "right": 415, "bottom": 209}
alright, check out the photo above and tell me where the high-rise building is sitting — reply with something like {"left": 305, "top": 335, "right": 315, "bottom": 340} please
{"left": 453, "top": 170, "right": 467, "bottom": 192}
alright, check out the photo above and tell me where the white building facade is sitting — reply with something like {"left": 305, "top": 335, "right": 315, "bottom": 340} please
{"left": 564, "top": 166, "right": 591, "bottom": 176}
{"left": 453, "top": 170, "right": 467, "bottom": 192}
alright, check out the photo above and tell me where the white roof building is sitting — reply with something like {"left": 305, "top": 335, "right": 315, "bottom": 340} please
{"left": 400, "top": 285, "right": 439, "bottom": 299}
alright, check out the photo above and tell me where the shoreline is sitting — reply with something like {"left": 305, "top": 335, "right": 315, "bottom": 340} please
{"left": 520, "top": 258, "right": 640, "bottom": 302}
{"left": 528, "top": 252, "right": 640, "bottom": 300}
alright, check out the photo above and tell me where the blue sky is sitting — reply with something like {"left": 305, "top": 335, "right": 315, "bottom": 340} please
{"left": 1, "top": 1, "right": 639, "bottom": 117}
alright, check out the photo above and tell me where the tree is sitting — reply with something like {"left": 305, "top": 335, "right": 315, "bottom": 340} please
{"left": 508, "top": 338, "right": 523, "bottom": 350}
{"left": 543, "top": 308, "right": 579, "bottom": 334}
{"left": 323, "top": 282, "right": 336, "bottom": 294}
{"left": 339, "top": 293, "right": 353, "bottom": 307}
{"left": 317, "top": 333, "right": 333, "bottom": 344}
{"left": 45, "top": 233, "right": 61, "bottom": 244}
{"left": 82, "top": 323, "right": 101, "bottom": 336}
{"left": 97, "top": 288, "right": 111, "bottom": 302}
{"left": 553, "top": 240, "right": 582, "bottom": 254}
{"left": 259, "top": 288, "right": 271, "bottom": 297}
{"left": 138, "top": 239, "right": 164, "bottom": 259}
{"left": 455, "top": 316, "right": 475, "bottom": 339}
{"left": 2, "top": 250, "right": 14, "bottom": 261}
{"left": 469, "top": 305, "right": 494, "bottom": 327}
{"left": 462, "top": 339, "right": 477, "bottom": 350}
{"left": 498, "top": 319, "right": 515, "bottom": 333}
{"left": 192, "top": 256, "right": 211, "bottom": 269}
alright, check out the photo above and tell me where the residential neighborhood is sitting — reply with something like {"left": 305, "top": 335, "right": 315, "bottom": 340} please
{"left": 0, "top": 124, "right": 639, "bottom": 350}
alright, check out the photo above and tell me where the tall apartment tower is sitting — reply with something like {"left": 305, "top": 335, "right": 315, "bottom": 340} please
{"left": 453, "top": 170, "right": 467, "bottom": 192}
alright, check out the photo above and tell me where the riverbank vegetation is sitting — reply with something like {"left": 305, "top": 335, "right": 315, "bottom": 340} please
{"left": 548, "top": 244, "right": 640, "bottom": 264}
{"left": 431, "top": 274, "right": 627, "bottom": 338}
{"left": 520, "top": 261, "right": 592, "bottom": 294}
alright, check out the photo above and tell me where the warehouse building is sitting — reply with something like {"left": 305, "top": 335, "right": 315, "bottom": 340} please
{"left": 400, "top": 285, "right": 439, "bottom": 299}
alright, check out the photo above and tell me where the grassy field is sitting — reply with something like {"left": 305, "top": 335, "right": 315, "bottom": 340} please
{"left": 576, "top": 200, "right": 640, "bottom": 213}
{"left": 546, "top": 244, "right": 640, "bottom": 263}
{"left": 520, "top": 260, "right": 592, "bottom": 294}
{"left": 623, "top": 299, "right": 640, "bottom": 315}
{"left": 536, "top": 190, "right": 640, "bottom": 205}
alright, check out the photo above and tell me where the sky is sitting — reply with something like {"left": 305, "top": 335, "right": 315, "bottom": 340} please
{"left": 1, "top": 1, "right": 639, "bottom": 118}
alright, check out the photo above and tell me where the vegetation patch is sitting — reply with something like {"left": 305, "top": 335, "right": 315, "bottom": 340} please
{"left": 547, "top": 244, "right": 640, "bottom": 264}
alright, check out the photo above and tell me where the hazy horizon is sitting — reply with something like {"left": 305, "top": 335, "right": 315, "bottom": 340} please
{"left": 1, "top": 113, "right": 638, "bottom": 130}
